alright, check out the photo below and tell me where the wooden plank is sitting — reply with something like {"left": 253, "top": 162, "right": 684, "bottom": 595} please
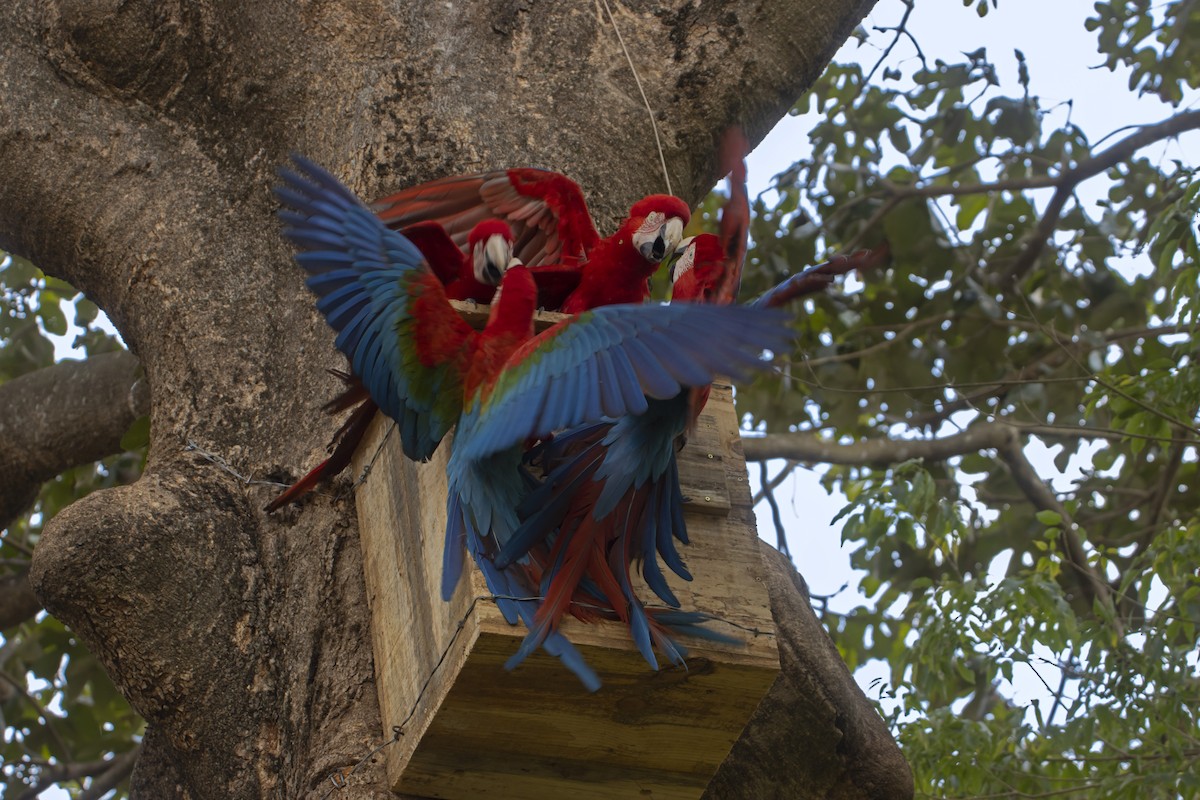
{"left": 352, "top": 350, "right": 779, "bottom": 798}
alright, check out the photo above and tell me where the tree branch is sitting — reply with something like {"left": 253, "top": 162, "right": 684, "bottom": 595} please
{"left": 0, "top": 569, "right": 40, "bottom": 630}
{"left": 998, "top": 109, "right": 1200, "bottom": 285}
{"left": 743, "top": 422, "right": 1119, "bottom": 620}
{"left": 0, "top": 350, "right": 147, "bottom": 531}
{"left": 13, "top": 745, "right": 140, "bottom": 800}
{"left": 742, "top": 422, "right": 1013, "bottom": 464}
{"left": 991, "top": 428, "right": 1114, "bottom": 613}
{"left": 78, "top": 744, "right": 141, "bottom": 800}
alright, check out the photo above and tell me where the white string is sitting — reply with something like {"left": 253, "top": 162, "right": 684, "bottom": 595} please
{"left": 599, "top": 0, "right": 673, "bottom": 195}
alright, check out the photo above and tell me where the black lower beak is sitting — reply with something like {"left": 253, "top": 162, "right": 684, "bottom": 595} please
{"left": 651, "top": 235, "right": 666, "bottom": 261}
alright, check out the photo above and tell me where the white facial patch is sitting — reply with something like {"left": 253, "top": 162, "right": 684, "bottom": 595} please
{"left": 671, "top": 239, "right": 697, "bottom": 283}
{"left": 474, "top": 235, "right": 511, "bottom": 285}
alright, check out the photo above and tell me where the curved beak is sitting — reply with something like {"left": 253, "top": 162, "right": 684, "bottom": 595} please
{"left": 476, "top": 234, "right": 513, "bottom": 285}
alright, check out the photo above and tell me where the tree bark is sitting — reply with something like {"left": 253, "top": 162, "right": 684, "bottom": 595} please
{"left": 0, "top": 350, "right": 148, "bottom": 531}
{"left": 0, "top": 571, "right": 41, "bottom": 631}
{"left": 706, "top": 544, "right": 913, "bottom": 799}
{"left": 0, "top": 1, "right": 900, "bottom": 796}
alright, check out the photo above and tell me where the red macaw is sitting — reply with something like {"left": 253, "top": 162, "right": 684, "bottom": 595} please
{"left": 372, "top": 167, "right": 689, "bottom": 312}
{"left": 493, "top": 233, "right": 743, "bottom": 671}
{"left": 404, "top": 218, "right": 516, "bottom": 304}
{"left": 493, "top": 132, "right": 756, "bottom": 670}
{"left": 264, "top": 218, "right": 515, "bottom": 512}
{"left": 276, "top": 155, "right": 793, "bottom": 690}
{"left": 373, "top": 168, "right": 601, "bottom": 269}
{"left": 269, "top": 169, "right": 690, "bottom": 511}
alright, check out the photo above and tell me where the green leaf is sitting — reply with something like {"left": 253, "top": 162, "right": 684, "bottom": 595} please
{"left": 120, "top": 415, "right": 150, "bottom": 451}
{"left": 74, "top": 297, "right": 100, "bottom": 326}
{"left": 38, "top": 298, "right": 68, "bottom": 336}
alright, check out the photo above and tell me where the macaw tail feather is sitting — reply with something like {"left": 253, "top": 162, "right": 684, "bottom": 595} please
{"left": 448, "top": 492, "right": 602, "bottom": 691}
{"left": 649, "top": 609, "right": 742, "bottom": 646}
{"left": 265, "top": 377, "right": 378, "bottom": 512}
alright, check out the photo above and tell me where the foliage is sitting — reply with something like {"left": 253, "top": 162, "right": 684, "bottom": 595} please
{"left": 735, "top": 0, "right": 1200, "bottom": 796}
{"left": 1, "top": 253, "right": 143, "bottom": 798}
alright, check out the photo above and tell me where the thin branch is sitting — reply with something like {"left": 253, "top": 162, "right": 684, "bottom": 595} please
{"left": 901, "top": 319, "right": 1193, "bottom": 430}
{"left": 0, "top": 669, "right": 73, "bottom": 762}
{"left": 1014, "top": 291, "right": 1200, "bottom": 438}
{"left": 863, "top": 0, "right": 920, "bottom": 85}
{"left": 1043, "top": 648, "right": 1073, "bottom": 729}
{"left": 796, "top": 313, "right": 949, "bottom": 368}
{"left": 0, "top": 568, "right": 41, "bottom": 629}
{"left": 742, "top": 421, "right": 1015, "bottom": 464}
{"left": 1137, "top": 428, "right": 1189, "bottom": 552}
{"left": 758, "top": 462, "right": 792, "bottom": 560}
{"left": 13, "top": 745, "right": 140, "bottom": 800}
{"left": 993, "top": 429, "right": 1118, "bottom": 621}
{"left": 752, "top": 460, "right": 799, "bottom": 504}
{"left": 78, "top": 744, "right": 141, "bottom": 800}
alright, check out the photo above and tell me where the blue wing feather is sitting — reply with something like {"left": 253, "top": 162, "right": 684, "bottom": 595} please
{"left": 276, "top": 156, "right": 473, "bottom": 461}
{"left": 458, "top": 300, "right": 790, "bottom": 466}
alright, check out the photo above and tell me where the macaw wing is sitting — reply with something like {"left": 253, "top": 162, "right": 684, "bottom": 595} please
{"left": 715, "top": 127, "right": 750, "bottom": 305}
{"left": 400, "top": 221, "right": 466, "bottom": 286}
{"left": 276, "top": 156, "right": 474, "bottom": 462}
{"left": 528, "top": 263, "right": 582, "bottom": 311}
{"left": 750, "top": 245, "right": 890, "bottom": 309}
{"left": 458, "top": 302, "right": 793, "bottom": 462}
{"left": 371, "top": 168, "right": 600, "bottom": 268}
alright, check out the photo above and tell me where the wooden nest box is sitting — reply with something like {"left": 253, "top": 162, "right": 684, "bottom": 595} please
{"left": 349, "top": 304, "right": 780, "bottom": 799}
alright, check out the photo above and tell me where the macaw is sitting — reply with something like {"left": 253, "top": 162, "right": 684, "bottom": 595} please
{"left": 403, "top": 218, "right": 516, "bottom": 304}
{"left": 492, "top": 131, "right": 758, "bottom": 671}
{"left": 264, "top": 217, "right": 515, "bottom": 512}
{"left": 268, "top": 170, "right": 690, "bottom": 511}
{"left": 487, "top": 130, "right": 756, "bottom": 665}
{"left": 276, "top": 155, "right": 793, "bottom": 690}
{"left": 372, "top": 167, "right": 689, "bottom": 312}
{"left": 373, "top": 168, "right": 601, "bottom": 269}
{"left": 492, "top": 233, "right": 743, "bottom": 671}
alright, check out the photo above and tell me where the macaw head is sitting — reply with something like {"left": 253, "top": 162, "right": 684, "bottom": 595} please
{"left": 669, "top": 233, "right": 726, "bottom": 303}
{"left": 468, "top": 219, "right": 516, "bottom": 286}
{"left": 629, "top": 194, "right": 691, "bottom": 263}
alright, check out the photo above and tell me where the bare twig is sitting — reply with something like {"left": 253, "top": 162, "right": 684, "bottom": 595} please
{"left": 0, "top": 670, "right": 73, "bottom": 763}
{"left": 752, "top": 460, "right": 799, "bottom": 505}
{"left": 758, "top": 462, "right": 792, "bottom": 560}
{"left": 863, "top": 0, "right": 923, "bottom": 85}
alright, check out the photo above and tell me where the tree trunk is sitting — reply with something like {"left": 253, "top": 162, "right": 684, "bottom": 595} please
{"left": 1, "top": 1, "right": 909, "bottom": 796}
